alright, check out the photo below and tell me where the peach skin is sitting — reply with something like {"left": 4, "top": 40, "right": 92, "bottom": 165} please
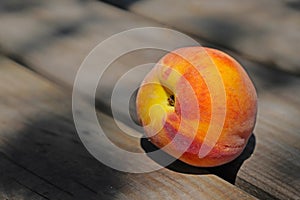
{"left": 136, "top": 47, "right": 257, "bottom": 167}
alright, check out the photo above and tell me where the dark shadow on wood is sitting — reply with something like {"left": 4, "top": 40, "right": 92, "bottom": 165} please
{"left": 0, "top": 0, "right": 88, "bottom": 13}
{"left": 141, "top": 134, "right": 256, "bottom": 184}
{"left": 0, "top": 0, "right": 41, "bottom": 13}
{"left": 100, "top": 0, "right": 141, "bottom": 9}
{"left": 0, "top": 112, "right": 126, "bottom": 200}
{"left": 286, "top": 0, "right": 300, "bottom": 10}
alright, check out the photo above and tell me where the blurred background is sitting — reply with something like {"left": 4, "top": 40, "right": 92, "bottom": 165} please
{"left": 0, "top": 0, "right": 299, "bottom": 200}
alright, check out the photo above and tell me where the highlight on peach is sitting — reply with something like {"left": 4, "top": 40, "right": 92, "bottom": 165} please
{"left": 136, "top": 47, "right": 257, "bottom": 167}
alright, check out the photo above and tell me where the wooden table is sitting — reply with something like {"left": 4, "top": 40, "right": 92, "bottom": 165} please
{"left": 0, "top": 1, "right": 299, "bottom": 199}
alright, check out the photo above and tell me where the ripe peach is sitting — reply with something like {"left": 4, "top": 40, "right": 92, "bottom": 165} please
{"left": 136, "top": 47, "right": 257, "bottom": 167}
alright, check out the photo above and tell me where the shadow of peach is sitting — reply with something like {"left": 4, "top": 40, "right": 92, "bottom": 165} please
{"left": 141, "top": 134, "right": 256, "bottom": 184}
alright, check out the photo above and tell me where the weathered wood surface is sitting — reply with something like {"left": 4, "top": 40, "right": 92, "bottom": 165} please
{"left": 0, "top": 57, "right": 256, "bottom": 199}
{"left": 0, "top": 0, "right": 299, "bottom": 199}
{"left": 102, "top": 0, "right": 300, "bottom": 74}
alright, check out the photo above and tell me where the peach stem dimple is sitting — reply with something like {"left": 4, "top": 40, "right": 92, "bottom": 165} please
{"left": 168, "top": 95, "right": 175, "bottom": 107}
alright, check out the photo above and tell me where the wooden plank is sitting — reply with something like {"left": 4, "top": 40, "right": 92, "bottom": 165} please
{"left": 101, "top": 0, "right": 300, "bottom": 74}
{"left": 0, "top": 1, "right": 299, "bottom": 199}
{"left": 234, "top": 60, "right": 300, "bottom": 200}
{"left": 0, "top": 0, "right": 90, "bottom": 56}
{"left": 22, "top": 5, "right": 300, "bottom": 200}
{"left": 25, "top": 41, "right": 300, "bottom": 197}
{"left": 0, "top": 58, "right": 256, "bottom": 199}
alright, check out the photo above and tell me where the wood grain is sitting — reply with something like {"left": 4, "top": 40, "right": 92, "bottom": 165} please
{"left": 0, "top": 1, "right": 299, "bottom": 199}
{"left": 101, "top": 0, "right": 300, "bottom": 74}
{"left": 0, "top": 57, "right": 256, "bottom": 199}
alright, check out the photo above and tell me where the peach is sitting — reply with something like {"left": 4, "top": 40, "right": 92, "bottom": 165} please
{"left": 136, "top": 47, "right": 257, "bottom": 167}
